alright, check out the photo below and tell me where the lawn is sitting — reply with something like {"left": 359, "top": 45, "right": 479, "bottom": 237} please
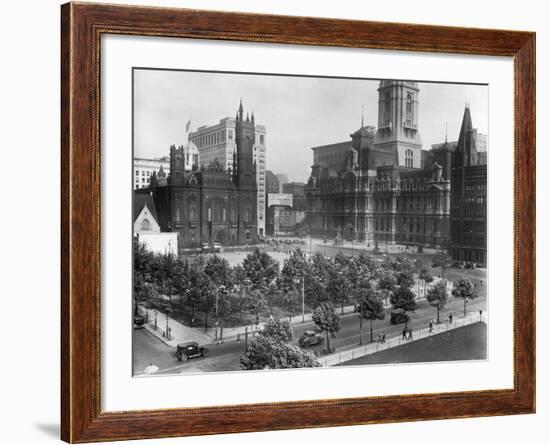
{"left": 340, "top": 322, "right": 487, "bottom": 366}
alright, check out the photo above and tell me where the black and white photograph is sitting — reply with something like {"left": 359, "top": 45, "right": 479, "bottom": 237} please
{"left": 132, "top": 69, "right": 488, "bottom": 376}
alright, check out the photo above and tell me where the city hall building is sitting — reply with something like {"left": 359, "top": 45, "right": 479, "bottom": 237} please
{"left": 137, "top": 101, "right": 259, "bottom": 250}
{"left": 306, "top": 80, "right": 487, "bottom": 260}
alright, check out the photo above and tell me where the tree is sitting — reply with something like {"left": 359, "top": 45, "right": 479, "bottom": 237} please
{"left": 280, "top": 249, "right": 310, "bottom": 319}
{"left": 245, "top": 286, "right": 266, "bottom": 326}
{"left": 312, "top": 303, "right": 341, "bottom": 353}
{"left": 426, "top": 280, "right": 448, "bottom": 323}
{"left": 326, "top": 265, "right": 350, "bottom": 314}
{"left": 133, "top": 238, "right": 154, "bottom": 293}
{"left": 358, "top": 289, "right": 386, "bottom": 343}
{"left": 261, "top": 318, "right": 294, "bottom": 342}
{"left": 390, "top": 285, "right": 417, "bottom": 329}
{"left": 396, "top": 268, "right": 415, "bottom": 289}
{"left": 240, "top": 336, "right": 320, "bottom": 370}
{"left": 452, "top": 278, "right": 478, "bottom": 316}
{"left": 432, "top": 250, "right": 453, "bottom": 277}
{"left": 204, "top": 255, "right": 233, "bottom": 288}
{"left": 242, "top": 248, "right": 279, "bottom": 290}
{"left": 242, "top": 249, "right": 279, "bottom": 322}
{"left": 204, "top": 255, "right": 234, "bottom": 324}
{"left": 158, "top": 252, "right": 178, "bottom": 305}
{"left": 378, "top": 270, "right": 397, "bottom": 304}
{"left": 419, "top": 267, "right": 434, "bottom": 283}
{"left": 172, "top": 258, "right": 191, "bottom": 315}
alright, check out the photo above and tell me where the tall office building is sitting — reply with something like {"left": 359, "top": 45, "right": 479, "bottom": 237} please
{"left": 189, "top": 106, "right": 267, "bottom": 236}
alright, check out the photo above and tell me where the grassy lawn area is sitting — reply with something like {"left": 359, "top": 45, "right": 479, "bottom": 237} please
{"left": 340, "top": 322, "right": 487, "bottom": 366}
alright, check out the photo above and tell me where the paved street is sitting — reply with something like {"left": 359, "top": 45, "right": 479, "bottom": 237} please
{"left": 133, "top": 284, "right": 487, "bottom": 376}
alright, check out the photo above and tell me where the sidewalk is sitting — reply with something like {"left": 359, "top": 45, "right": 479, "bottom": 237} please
{"left": 139, "top": 281, "right": 441, "bottom": 349}
{"left": 320, "top": 310, "right": 486, "bottom": 366}
{"left": 138, "top": 306, "right": 212, "bottom": 347}
{"left": 139, "top": 303, "right": 360, "bottom": 347}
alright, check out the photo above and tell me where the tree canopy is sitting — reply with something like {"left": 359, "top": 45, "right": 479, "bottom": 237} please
{"left": 452, "top": 278, "right": 478, "bottom": 316}
{"left": 426, "top": 280, "right": 448, "bottom": 323}
{"left": 240, "top": 336, "right": 320, "bottom": 370}
{"left": 312, "top": 302, "right": 341, "bottom": 352}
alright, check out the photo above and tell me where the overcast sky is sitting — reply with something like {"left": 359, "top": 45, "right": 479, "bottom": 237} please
{"left": 134, "top": 69, "right": 488, "bottom": 182}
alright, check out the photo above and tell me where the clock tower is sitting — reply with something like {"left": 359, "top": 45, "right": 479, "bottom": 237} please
{"left": 373, "top": 80, "right": 422, "bottom": 168}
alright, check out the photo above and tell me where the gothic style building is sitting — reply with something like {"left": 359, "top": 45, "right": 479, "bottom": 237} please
{"left": 306, "top": 80, "right": 486, "bottom": 256}
{"left": 449, "top": 106, "right": 487, "bottom": 264}
{"left": 138, "top": 101, "right": 259, "bottom": 250}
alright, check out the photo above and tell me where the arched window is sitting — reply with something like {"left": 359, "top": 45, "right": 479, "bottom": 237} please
{"left": 406, "top": 93, "right": 413, "bottom": 124}
{"left": 189, "top": 206, "right": 196, "bottom": 221}
{"left": 140, "top": 218, "right": 151, "bottom": 231}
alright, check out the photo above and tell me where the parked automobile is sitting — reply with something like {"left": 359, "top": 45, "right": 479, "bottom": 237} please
{"left": 133, "top": 316, "right": 145, "bottom": 329}
{"left": 390, "top": 311, "right": 410, "bottom": 325}
{"left": 464, "top": 261, "right": 477, "bottom": 269}
{"left": 175, "top": 341, "right": 209, "bottom": 361}
{"left": 298, "top": 330, "right": 324, "bottom": 347}
{"left": 212, "top": 242, "right": 222, "bottom": 252}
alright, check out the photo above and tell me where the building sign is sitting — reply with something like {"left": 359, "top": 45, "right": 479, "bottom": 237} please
{"left": 268, "top": 193, "right": 293, "bottom": 208}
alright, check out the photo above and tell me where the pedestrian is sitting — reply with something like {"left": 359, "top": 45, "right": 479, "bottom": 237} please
{"left": 382, "top": 332, "right": 386, "bottom": 343}
{"left": 407, "top": 329, "right": 413, "bottom": 341}
{"left": 449, "top": 313, "right": 453, "bottom": 324}
{"left": 377, "top": 331, "right": 382, "bottom": 343}
{"left": 429, "top": 320, "right": 434, "bottom": 333}
{"left": 479, "top": 309, "right": 483, "bottom": 321}
{"left": 402, "top": 328, "right": 407, "bottom": 340}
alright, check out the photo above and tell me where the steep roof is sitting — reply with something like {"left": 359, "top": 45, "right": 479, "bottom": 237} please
{"left": 133, "top": 193, "right": 158, "bottom": 223}
{"left": 457, "top": 106, "right": 473, "bottom": 153}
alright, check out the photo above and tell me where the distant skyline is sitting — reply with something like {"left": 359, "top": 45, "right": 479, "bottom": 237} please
{"left": 134, "top": 69, "right": 488, "bottom": 182}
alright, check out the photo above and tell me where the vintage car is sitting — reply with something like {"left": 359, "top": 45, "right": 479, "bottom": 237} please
{"left": 133, "top": 316, "right": 145, "bottom": 329}
{"left": 175, "top": 341, "right": 209, "bottom": 361}
{"left": 298, "top": 330, "right": 324, "bottom": 347}
{"left": 390, "top": 311, "right": 410, "bottom": 325}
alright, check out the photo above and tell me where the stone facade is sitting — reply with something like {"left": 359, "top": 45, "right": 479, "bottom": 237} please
{"left": 189, "top": 110, "right": 267, "bottom": 236}
{"left": 305, "top": 80, "right": 468, "bottom": 249}
{"left": 140, "top": 102, "right": 259, "bottom": 251}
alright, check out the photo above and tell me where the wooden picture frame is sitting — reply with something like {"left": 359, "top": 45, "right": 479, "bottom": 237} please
{"left": 61, "top": 2, "right": 535, "bottom": 442}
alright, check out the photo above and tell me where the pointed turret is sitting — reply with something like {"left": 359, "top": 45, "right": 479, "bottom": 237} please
{"left": 158, "top": 165, "right": 166, "bottom": 179}
{"left": 238, "top": 98, "right": 244, "bottom": 121}
{"left": 251, "top": 112, "right": 255, "bottom": 125}
{"left": 149, "top": 170, "right": 158, "bottom": 188}
{"left": 455, "top": 105, "right": 478, "bottom": 167}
